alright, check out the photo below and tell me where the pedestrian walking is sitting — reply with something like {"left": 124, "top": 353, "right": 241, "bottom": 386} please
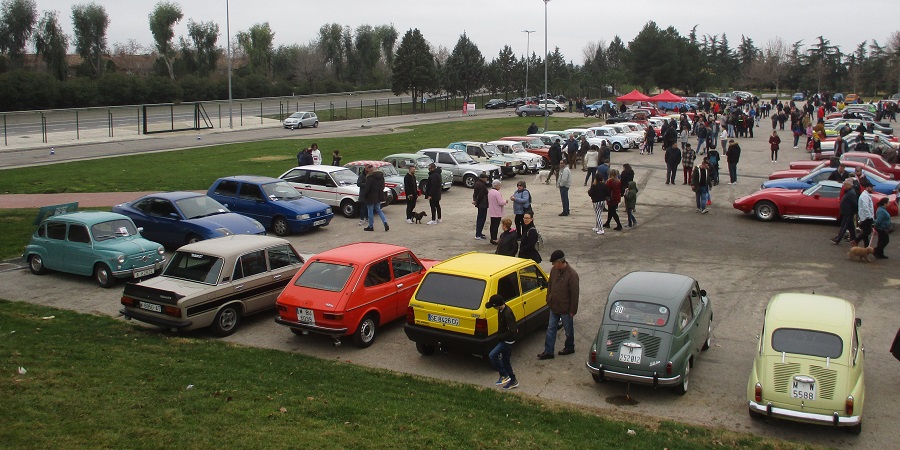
{"left": 603, "top": 169, "right": 623, "bottom": 230}
{"left": 545, "top": 139, "right": 563, "bottom": 184}
{"left": 557, "top": 160, "right": 571, "bottom": 216}
{"left": 583, "top": 145, "right": 599, "bottom": 186}
{"left": 874, "top": 197, "right": 891, "bottom": 259}
{"left": 487, "top": 294, "right": 519, "bottom": 390}
{"left": 588, "top": 177, "right": 608, "bottom": 234}
{"left": 857, "top": 179, "right": 875, "bottom": 247}
{"left": 692, "top": 158, "right": 712, "bottom": 214}
{"left": 472, "top": 173, "right": 489, "bottom": 239}
{"left": 536, "top": 250, "right": 579, "bottom": 359}
{"left": 361, "top": 165, "right": 389, "bottom": 232}
{"left": 488, "top": 179, "right": 508, "bottom": 244}
{"left": 624, "top": 178, "right": 639, "bottom": 227}
{"left": 664, "top": 144, "right": 681, "bottom": 185}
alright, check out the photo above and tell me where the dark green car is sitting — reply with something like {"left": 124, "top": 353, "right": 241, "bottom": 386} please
{"left": 586, "top": 272, "right": 713, "bottom": 394}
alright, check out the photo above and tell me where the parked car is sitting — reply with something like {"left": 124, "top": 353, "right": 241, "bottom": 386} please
{"left": 789, "top": 152, "right": 900, "bottom": 179}
{"left": 502, "top": 136, "right": 551, "bottom": 166}
{"left": 832, "top": 93, "right": 844, "bottom": 102}
{"left": 536, "top": 99, "right": 567, "bottom": 112}
{"left": 416, "top": 148, "right": 501, "bottom": 188}
{"left": 769, "top": 159, "right": 892, "bottom": 181}
{"left": 278, "top": 165, "right": 388, "bottom": 218}
{"left": 586, "top": 272, "right": 712, "bottom": 394}
{"left": 732, "top": 180, "right": 898, "bottom": 222}
{"left": 583, "top": 99, "right": 616, "bottom": 116}
{"left": 485, "top": 140, "right": 544, "bottom": 173}
{"left": 587, "top": 126, "right": 633, "bottom": 152}
{"left": 404, "top": 253, "right": 551, "bottom": 356}
{"left": 448, "top": 141, "right": 524, "bottom": 177}
{"left": 344, "top": 160, "right": 408, "bottom": 203}
{"left": 120, "top": 235, "right": 305, "bottom": 336}
{"left": 207, "top": 176, "right": 333, "bottom": 235}
{"left": 762, "top": 167, "right": 899, "bottom": 195}
{"left": 25, "top": 210, "right": 166, "bottom": 288}
{"left": 274, "top": 243, "right": 440, "bottom": 348}
{"left": 844, "top": 94, "right": 860, "bottom": 104}
{"left": 283, "top": 111, "right": 319, "bottom": 129}
{"left": 747, "top": 293, "right": 864, "bottom": 434}
{"left": 484, "top": 99, "right": 508, "bottom": 109}
{"left": 112, "top": 192, "right": 266, "bottom": 248}
{"left": 792, "top": 92, "right": 806, "bottom": 101}
{"left": 516, "top": 104, "right": 552, "bottom": 117}
{"left": 381, "top": 153, "right": 453, "bottom": 191}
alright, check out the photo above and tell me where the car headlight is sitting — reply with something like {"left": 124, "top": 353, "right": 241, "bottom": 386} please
{"left": 117, "top": 254, "right": 126, "bottom": 264}
{"left": 157, "top": 246, "right": 165, "bottom": 255}
{"left": 326, "top": 207, "right": 332, "bottom": 214}
{"left": 297, "top": 214, "right": 310, "bottom": 220}
{"left": 215, "top": 227, "right": 234, "bottom": 236}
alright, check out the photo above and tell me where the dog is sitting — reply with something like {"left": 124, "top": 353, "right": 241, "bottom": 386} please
{"left": 534, "top": 170, "right": 551, "bottom": 184}
{"left": 847, "top": 245, "right": 874, "bottom": 262}
{"left": 412, "top": 211, "right": 428, "bottom": 224}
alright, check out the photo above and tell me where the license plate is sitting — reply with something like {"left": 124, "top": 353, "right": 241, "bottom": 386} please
{"left": 133, "top": 267, "right": 155, "bottom": 278}
{"left": 427, "top": 314, "right": 459, "bottom": 326}
{"left": 139, "top": 301, "right": 162, "bottom": 313}
{"left": 791, "top": 380, "right": 816, "bottom": 400}
{"left": 313, "top": 219, "right": 327, "bottom": 226}
{"left": 296, "top": 308, "right": 315, "bottom": 325}
{"left": 618, "top": 344, "right": 643, "bottom": 364}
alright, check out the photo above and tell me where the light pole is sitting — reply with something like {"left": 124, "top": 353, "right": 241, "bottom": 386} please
{"left": 226, "top": 0, "right": 233, "bottom": 129}
{"left": 543, "top": 0, "right": 550, "bottom": 131}
{"left": 522, "top": 30, "right": 535, "bottom": 100}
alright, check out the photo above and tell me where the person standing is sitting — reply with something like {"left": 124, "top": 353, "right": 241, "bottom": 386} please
{"left": 557, "top": 159, "right": 571, "bottom": 216}
{"left": 645, "top": 125, "right": 656, "bottom": 155}
{"left": 495, "top": 218, "right": 519, "bottom": 257}
{"left": 510, "top": 181, "right": 532, "bottom": 238}
{"left": 487, "top": 179, "right": 507, "bottom": 244}
{"left": 356, "top": 165, "right": 368, "bottom": 226}
{"left": 472, "top": 173, "right": 489, "bottom": 239}
{"left": 873, "top": 197, "right": 891, "bottom": 259}
{"left": 681, "top": 144, "right": 696, "bottom": 185}
{"left": 331, "top": 149, "right": 342, "bottom": 166}
{"left": 527, "top": 122, "right": 539, "bottom": 135}
{"left": 624, "top": 178, "right": 639, "bottom": 227}
{"left": 619, "top": 163, "right": 635, "bottom": 197}
{"left": 517, "top": 213, "right": 542, "bottom": 263}
{"left": 424, "top": 163, "right": 443, "bottom": 225}
{"left": 297, "top": 147, "right": 313, "bottom": 166}
{"left": 537, "top": 250, "right": 579, "bottom": 360}
{"left": 565, "top": 135, "right": 578, "bottom": 168}
{"left": 588, "top": 177, "right": 609, "bottom": 235}
{"left": 545, "top": 139, "right": 563, "bottom": 184}
{"left": 857, "top": 179, "right": 875, "bottom": 247}
{"left": 404, "top": 164, "right": 418, "bottom": 224}
{"left": 692, "top": 158, "right": 712, "bottom": 214}
{"left": 310, "top": 143, "right": 322, "bottom": 165}
{"left": 725, "top": 139, "right": 741, "bottom": 184}
{"left": 603, "top": 169, "right": 623, "bottom": 230}
{"left": 362, "top": 165, "right": 389, "bottom": 232}
{"left": 718, "top": 127, "right": 728, "bottom": 151}
{"left": 696, "top": 121, "right": 708, "bottom": 150}
{"left": 664, "top": 144, "right": 681, "bottom": 185}
{"left": 583, "top": 145, "right": 599, "bottom": 186}
{"left": 487, "top": 294, "right": 519, "bottom": 390}
{"left": 832, "top": 179, "right": 859, "bottom": 245}
{"left": 679, "top": 124, "right": 690, "bottom": 151}
{"left": 768, "top": 131, "right": 781, "bottom": 163}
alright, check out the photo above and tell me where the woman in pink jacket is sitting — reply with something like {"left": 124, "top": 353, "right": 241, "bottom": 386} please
{"left": 488, "top": 179, "right": 508, "bottom": 245}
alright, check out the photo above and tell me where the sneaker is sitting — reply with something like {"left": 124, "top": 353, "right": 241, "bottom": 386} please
{"left": 700, "top": 209, "right": 709, "bottom": 214}
{"left": 358, "top": 220, "right": 364, "bottom": 226}
{"left": 475, "top": 236, "right": 484, "bottom": 240}
{"left": 406, "top": 218, "right": 413, "bottom": 224}
{"left": 437, "top": 218, "right": 442, "bottom": 223}
{"left": 495, "top": 376, "right": 511, "bottom": 386}
{"left": 363, "top": 227, "right": 374, "bottom": 231}
{"left": 426, "top": 220, "right": 436, "bottom": 225}
{"left": 502, "top": 379, "right": 519, "bottom": 390}
{"left": 596, "top": 230, "right": 604, "bottom": 235}
{"left": 591, "top": 227, "right": 599, "bottom": 232}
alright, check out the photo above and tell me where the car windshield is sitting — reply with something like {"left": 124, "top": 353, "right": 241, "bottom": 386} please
{"left": 175, "top": 195, "right": 229, "bottom": 219}
{"left": 451, "top": 151, "right": 475, "bottom": 164}
{"left": 294, "top": 261, "right": 354, "bottom": 291}
{"left": 771, "top": 328, "right": 843, "bottom": 359}
{"left": 262, "top": 181, "right": 303, "bottom": 200}
{"left": 520, "top": 139, "right": 543, "bottom": 149}
{"left": 163, "top": 251, "right": 224, "bottom": 285}
{"left": 378, "top": 165, "right": 399, "bottom": 176}
{"left": 414, "top": 157, "right": 433, "bottom": 168}
{"left": 91, "top": 219, "right": 139, "bottom": 241}
{"left": 609, "top": 300, "right": 670, "bottom": 327}
{"left": 415, "top": 272, "right": 486, "bottom": 309}
{"left": 329, "top": 168, "right": 358, "bottom": 185}
{"left": 288, "top": 112, "right": 303, "bottom": 119}
{"left": 482, "top": 143, "right": 501, "bottom": 155}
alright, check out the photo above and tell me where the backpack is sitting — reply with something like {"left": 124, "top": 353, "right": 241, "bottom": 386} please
{"left": 531, "top": 227, "right": 545, "bottom": 252}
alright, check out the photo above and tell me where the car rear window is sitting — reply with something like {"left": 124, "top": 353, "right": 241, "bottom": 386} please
{"left": 163, "top": 252, "right": 224, "bottom": 285}
{"left": 771, "top": 328, "right": 843, "bottom": 359}
{"left": 415, "top": 273, "right": 486, "bottom": 309}
{"left": 609, "top": 301, "right": 670, "bottom": 327}
{"left": 295, "top": 261, "right": 354, "bottom": 292}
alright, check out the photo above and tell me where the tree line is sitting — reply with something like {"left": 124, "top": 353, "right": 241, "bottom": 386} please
{"left": 0, "top": 0, "right": 898, "bottom": 112}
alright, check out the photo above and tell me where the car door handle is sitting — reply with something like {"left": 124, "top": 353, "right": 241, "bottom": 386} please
{"left": 273, "top": 274, "right": 283, "bottom": 280}
{"left": 234, "top": 284, "right": 244, "bottom": 291}
{"left": 396, "top": 283, "right": 404, "bottom": 288}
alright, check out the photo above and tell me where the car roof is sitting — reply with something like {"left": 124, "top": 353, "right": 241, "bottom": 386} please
{"left": 217, "top": 175, "right": 282, "bottom": 184}
{"left": 385, "top": 153, "right": 431, "bottom": 159}
{"left": 418, "top": 148, "right": 457, "bottom": 153}
{"left": 141, "top": 191, "right": 205, "bottom": 201}
{"left": 175, "top": 234, "right": 291, "bottom": 257}
{"left": 487, "top": 140, "right": 520, "bottom": 145}
{"left": 765, "top": 293, "right": 853, "bottom": 331}
{"left": 287, "top": 165, "right": 349, "bottom": 173}
{"left": 344, "top": 160, "right": 391, "bottom": 167}
{"left": 609, "top": 271, "right": 696, "bottom": 306}
{"left": 450, "top": 141, "right": 487, "bottom": 146}
{"left": 310, "top": 242, "right": 413, "bottom": 263}
{"left": 44, "top": 211, "right": 131, "bottom": 225}
{"left": 429, "top": 252, "right": 533, "bottom": 277}
{"left": 290, "top": 111, "right": 316, "bottom": 115}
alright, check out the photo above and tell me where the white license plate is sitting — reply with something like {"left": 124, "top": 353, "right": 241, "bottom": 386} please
{"left": 427, "top": 314, "right": 459, "bottom": 326}
{"left": 791, "top": 381, "right": 816, "bottom": 400}
{"left": 296, "top": 308, "right": 315, "bottom": 325}
{"left": 618, "top": 345, "right": 643, "bottom": 364}
{"left": 313, "top": 219, "right": 327, "bottom": 226}
{"left": 139, "top": 301, "right": 162, "bottom": 313}
{"left": 133, "top": 267, "right": 155, "bottom": 278}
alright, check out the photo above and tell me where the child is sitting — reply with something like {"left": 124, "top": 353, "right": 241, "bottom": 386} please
{"left": 624, "top": 180, "right": 639, "bottom": 228}
{"left": 486, "top": 294, "right": 518, "bottom": 390}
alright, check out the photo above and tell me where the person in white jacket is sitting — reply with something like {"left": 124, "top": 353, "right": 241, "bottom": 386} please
{"left": 583, "top": 146, "right": 599, "bottom": 186}
{"left": 557, "top": 160, "right": 572, "bottom": 216}
{"left": 311, "top": 143, "right": 322, "bottom": 165}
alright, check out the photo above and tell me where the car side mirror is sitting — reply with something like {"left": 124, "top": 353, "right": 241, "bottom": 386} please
{"left": 169, "top": 213, "right": 180, "bottom": 219}
{"left": 856, "top": 317, "right": 862, "bottom": 327}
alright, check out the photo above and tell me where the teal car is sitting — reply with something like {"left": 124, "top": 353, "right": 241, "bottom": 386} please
{"left": 381, "top": 153, "right": 453, "bottom": 190}
{"left": 24, "top": 211, "right": 166, "bottom": 288}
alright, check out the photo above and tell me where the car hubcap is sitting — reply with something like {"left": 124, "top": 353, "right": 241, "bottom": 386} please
{"left": 220, "top": 309, "right": 236, "bottom": 330}
{"left": 360, "top": 320, "right": 374, "bottom": 342}
{"left": 275, "top": 220, "right": 287, "bottom": 235}
{"left": 97, "top": 268, "right": 109, "bottom": 285}
{"left": 31, "top": 256, "right": 42, "bottom": 271}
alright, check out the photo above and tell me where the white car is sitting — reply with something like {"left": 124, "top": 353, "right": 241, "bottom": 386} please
{"left": 279, "top": 165, "right": 388, "bottom": 218}
{"left": 587, "top": 126, "right": 633, "bottom": 152}
{"left": 536, "top": 99, "right": 567, "bottom": 112}
{"left": 617, "top": 122, "right": 648, "bottom": 145}
{"left": 487, "top": 140, "right": 544, "bottom": 173}
{"left": 605, "top": 124, "right": 643, "bottom": 148}
{"left": 283, "top": 111, "right": 319, "bottom": 129}
{"left": 416, "top": 148, "right": 501, "bottom": 188}
{"left": 562, "top": 128, "right": 608, "bottom": 149}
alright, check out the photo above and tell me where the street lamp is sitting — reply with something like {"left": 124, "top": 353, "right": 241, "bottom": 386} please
{"left": 522, "top": 30, "right": 535, "bottom": 100}
{"left": 226, "top": 0, "right": 233, "bottom": 129}
{"left": 543, "top": 0, "right": 550, "bottom": 131}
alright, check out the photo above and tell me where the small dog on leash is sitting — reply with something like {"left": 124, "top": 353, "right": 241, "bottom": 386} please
{"left": 847, "top": 245, "right": 874, "bottom": 262}
{"left": 412, "top": 211, "right": 428, "bottom": 224}
{"left": 534, "top": 170, "right": 551, "bottom": 184}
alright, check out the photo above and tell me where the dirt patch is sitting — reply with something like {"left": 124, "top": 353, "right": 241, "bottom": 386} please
{"left": 245, "top": 155, "right": 294, "bottom": 162}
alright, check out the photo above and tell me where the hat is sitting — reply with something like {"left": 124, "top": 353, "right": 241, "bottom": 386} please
{"left": 485, "top": 294, "right": 506, "bottom": 308}
{"left": 478, "top": 172, "right": 488, "bottom": 179}
{"left": 860, "top": 178, "right": 872, "bottom": 187}
{"left": 549, "top": 250, "right": 565, "bottom": 263}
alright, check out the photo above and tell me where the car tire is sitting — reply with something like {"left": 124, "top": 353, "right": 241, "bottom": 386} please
{"left": 591, "top": 373, "right": 606, "bottom": 383}
{"left": 211, "top": 304, "right": 241, "bottom": 337}
{"left": 463, "top": 174, "right": 477, "bottom": 189}
{"left": 272, "top": 217, "right": 290, "bottom": 236}
{"left": 385, "top": 189, "right": 396, "bottom": 205}
{"left": 518, "top": 112, "right": 525, "bottom": 117}
{"left": 94, "top": 263, "right": 115, "bottom": 288}
{"left": 313, "top": 121, "right": 319, "bottom": 128}
{"left": 612, "top": 142, "right": 623, "bottom": 152}
{"left": 675, "top": 363, "right": 690, "bottom": 395}
{"left": 846, "top": 422, "right": 862, "bottom": 435}
{"left": 702, "top": 320, "right": 712, "bottom": 351}
{"left": 186, "top": 234, "right": 202, "bottom": 245}
{"left": 415, "top": 342, "right": 436, "bottom": 356}
{"left": 753, "top": 201, "right": 778, "bottom": 222}
{"left": 340, "top": 199, "right": 357, "bottom": 218}
{"left": 28, "top": 254, "right": 47, "bottom": 275}
{"left": 352, "top": 313, "right": 378, "bottom": 348}
{"left": 516, "top": 165, "right": 528, "bottom": 175}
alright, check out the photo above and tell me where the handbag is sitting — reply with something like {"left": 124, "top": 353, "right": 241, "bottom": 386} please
{"left": 533, "top": 228, "right": 545, "bottom": 252}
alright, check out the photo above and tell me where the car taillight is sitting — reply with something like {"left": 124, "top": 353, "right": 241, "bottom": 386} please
{"left": 406, "top": 306, "right": 415, "bottom": 324}
{"left": 276, "top": 304, "right": 287, "bottom": 312}
{"left": 755, "top": 383, "right": 762, "bottom": 403}
{"left": 845, "top": 395, "right": 854, "bottom": 416}
{"left": 666, "top": 361, "right": 673, "bottom": 375}
{"left": 120, "top": 296, "right": 135, "bottom": 306}
{"left": 164, "top": 306, "right": 181, "bottom": 318}
{"left": 474, "top": 318, "right": 487, "bottom": 338}
{"left": 323, "top": 312, "right": 343, "bottom": 320}
{"left": 590, "top": 350, "right": 596, "bottom": 363}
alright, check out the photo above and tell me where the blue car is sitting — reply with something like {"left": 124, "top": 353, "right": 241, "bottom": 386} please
{"left": 112, "top": 191, "right": 267, "bottom": 248}
{"left": 207, "top": 176, "right": 333, "bottom": 236}
{"left": 584, "top": 100, "right": 616, "bottom": 116}
{"left": 762, "top": 167, "right": 900, "bottom": 195}
{"left": 792, "top": 92, "right": 806, "bottom": 101}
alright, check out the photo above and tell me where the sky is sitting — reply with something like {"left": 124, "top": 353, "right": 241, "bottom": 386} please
{"left": 33, "top": 0, "right": 899, "bottom": 64}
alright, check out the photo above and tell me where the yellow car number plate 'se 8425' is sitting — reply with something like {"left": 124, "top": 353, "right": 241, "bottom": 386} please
{"left": 427, "top": 314, "right": 459, "bottom": 326}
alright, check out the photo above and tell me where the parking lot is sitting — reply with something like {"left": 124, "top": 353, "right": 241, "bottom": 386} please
{"left": 1, "top": 115, "right": 897, "bottom": 448}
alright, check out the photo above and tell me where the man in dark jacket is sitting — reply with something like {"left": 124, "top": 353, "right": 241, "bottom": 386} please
{"left": 487, "top": 294, "right": 519, "bottom": 390}
{"left": 691, "top": 158, "right": 713, "bottom": 213}
{"left": 537, "top": 250, "right": 579, "bottom": 360}
{"left": 545, "top": 139, "right": 563, "bottom": 184}
{"left": 472, "top": 173, "right": 489, "bottom": 239}
{"left": 664, "top": 144, "right": 681, "bottom": 185}
{"left": 424, "top": 164, "right": 443, "bottom": 224}
{"left": 356, "top": 168, "right": 368, "bottom": 225}
{"left": 526, "top": 122, "right": 539, "bottom": 135}
{"left": 362, "top": 165, "right": 388, "bottom": 231}
{"left": 725, "top": 139, "right": 742, "bottom": 184}
{"left": 832, "top": 179, "right": 859, "bottom": 245}
{"left": 565, "top": 135, "right": 578, "bottom": 168}
{"left": 297, "top": 148, "right": 313, "bottom": 166}
{"left": 403, "top": 164, "right": 418, "bottom": 224}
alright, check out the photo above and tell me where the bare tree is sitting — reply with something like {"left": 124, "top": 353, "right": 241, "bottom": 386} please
{"left": 762, "top": 37, "right": 788, "bottom": 97}
{"left": 110, "top": 39, "right": 153, "bottom": 77}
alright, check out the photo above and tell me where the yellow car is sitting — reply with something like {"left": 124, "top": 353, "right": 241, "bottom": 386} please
{"left": 404, "top": 253, "right": 549, "bottom": 356}
{"left": 747, "top": 293, "right": 865, "bottom": 434}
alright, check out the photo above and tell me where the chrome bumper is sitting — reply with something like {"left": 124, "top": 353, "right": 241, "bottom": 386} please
{"left": 748, "top": 401, "right": 861, "bottom": 426}
{"left": 586, "top": 361, "right": 681, "bottom": 387}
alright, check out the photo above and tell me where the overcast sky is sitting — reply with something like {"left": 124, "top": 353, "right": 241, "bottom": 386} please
{"left": 34, "top": 0, "right": 898, "bottom": 64}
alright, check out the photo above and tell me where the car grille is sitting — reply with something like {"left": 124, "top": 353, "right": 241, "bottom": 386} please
{"left": 772, "top": 362, "right": 801, "bottom": 393}
{"left": 808, "top": 365, "right": 838, "bottom": 400}
{"left": 606, "top": 329, "right": 661, "bottom": 358}
{"left": 129, "top": 251, "right": 159, "bottom": 265}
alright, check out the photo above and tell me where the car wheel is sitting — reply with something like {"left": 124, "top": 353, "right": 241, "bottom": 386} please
{"left": 211, "top": 304, "right": 241, "bottom": 337}
{"left": 518, "top": 112, "right": 525, "bottom": 117}
{"left": 313, "top": 121, "right": 318, "bottom": 128}
{"left": 612, "top": 142, "right": 623, "bottom": 152}
{"left": 702, "top": 320, "right": 712, "bottom": 351}
{"left": 28, "top": 254, "right": 47, "bottom": 275}
{"left": 94, "top": 263, "right": 115, "bottom": 288}
{"left": 516, "top": 165, "right": 528, "bottom": 175}
{"left": 753, "top": 201, "right": 778, "bottom": 222}
{"left": 591, "top": 373, "right": 606, "bottom": 383}
{"left": 415, "top": 342, "right": 436, "bottom": 356}
{"left": 463, "top": 174, "right": 477, "bottom": 188}
{"left": 340, "top": 199, "right": 357, "bottom": 218}
{"left": 846, "top": 422, "right": 862, "bottom": 435}
{"left": 186, "top": 234, "right": 202, "bottom": 245}
{"left": 352, "top": 313, "right": 378, "bottom": 348}
{"left": 748, "top": 408, "right": 766, "bottom": 420}
{"left": 675, "top": 363, "right": 690, "bottom": 395}
{"left": 272, "top": 217, "right": 290, "bottom": 236}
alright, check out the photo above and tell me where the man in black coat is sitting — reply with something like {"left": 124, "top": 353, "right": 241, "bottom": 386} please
{"left": 725, "top": 139, "right": 742, "bottom": 184}
{"left": 526, "top": 122, "right": 539, "bottom": 135}
{"left": 832, "top": 180, "right": 858, "bottom": 245}
{"left": 545, "top": 139, "right": 563, "bottom": 184}
{"left": 362, "top": 165, "right": 389, "bottom": 231}
{"left": 424, "top": 164, "right": 443, "bottom": 224}
{"left": 472, "top": 173, "right": 489, "bottom": 239}
{"left": 403, "top": 164, "right": 418, "bottom": 224}
{"left": 664, "top": 144, "right": 681, "bottom": 185}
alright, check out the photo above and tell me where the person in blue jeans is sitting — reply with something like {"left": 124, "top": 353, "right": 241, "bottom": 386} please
{"left": 692, "top": 158, "right": 712, "bottom": 213}
{"left": 537, "top": 250, "right": 580, "bottom": 360}
{"left": 487, "top": 294, "right": 519, "bottom": 390}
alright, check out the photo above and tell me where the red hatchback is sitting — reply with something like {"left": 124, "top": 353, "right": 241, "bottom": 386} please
{"left": 275, "top": 243, "right": 439, "bottom": 348}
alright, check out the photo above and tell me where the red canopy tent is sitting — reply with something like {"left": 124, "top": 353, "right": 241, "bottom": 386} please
{"left": 616, "top": 90, "right": 651, "bottom": 102}
{"left": 648, "top": 90, "right": 685, "bottom": 102}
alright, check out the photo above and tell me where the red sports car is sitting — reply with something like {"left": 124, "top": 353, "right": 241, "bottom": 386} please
{"left": 789, "top": 152, "right": 900, "bottom": 179}
{"left": 275, "top": 243, "right": 439, "bottom": 348}
{"left": 771, "top": 160, "right": 891, "bottom": 180}
{"left": 733, "top": 180, "right": 898, "bottom": 222}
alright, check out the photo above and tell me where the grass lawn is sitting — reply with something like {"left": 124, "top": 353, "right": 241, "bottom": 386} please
{"left": 0, "top": 300, "right": 812, "bottom": 449}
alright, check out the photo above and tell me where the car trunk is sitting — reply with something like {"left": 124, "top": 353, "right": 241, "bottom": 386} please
{"left": 598, "top": 324, "right": 671, "bottom": 375}
{"left": 761, "top": 355, "right": 849, "bottom": 415}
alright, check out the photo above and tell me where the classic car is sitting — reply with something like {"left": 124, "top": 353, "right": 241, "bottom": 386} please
{"left": 503, "top": 135, "right": 552, "bottom": 166}
{"left": 25, "top": 210, "right": 166, "bottom": 288}
{"left": 416, "top": 148, "right": 501, "bottom": 188}
{"left": 814, "top": 133, "right": 898, "bottom": 160}
{"left": 788, "top": 152, "right": 900, "bottom": 179}
{"left": 381, "top": 153, "right": 453, "bottom": 191}
{"left": 732, "top": 180, "right": 898, "bottom": 222}
{"left": 275, "top": 243, "right": 440, "bottom": 348}
{"left": 748, "top": 293, "right": 864, "bottom": 434}
{"left": 120, "top": 235, "right": 305, "bottom": 336}
{"left": 586, "top": 272, "right": 712, "bottom": 394}
{"left": 405, "top": 252, "right": 550, "bottom": 357}
{"left": 207, "top": 176, "right": 333, "bottom": 235}
{"left": 485, "top": 140, "right": 544, "bottom": 173}
{"left": 561, "top": 128, "right": 609, "bottom": 149}
{"left": 761, "top": 167, "right": 900, "bottom": 196}
{"left": 112, "top": 191, "right": 266, "bottom": 248}
{"left": 278, "top": 165, "right": 389, "bottom": 218}
{"left": 844, "top": 94, "right": 860, "bottom": 104}
{"left": 605, "top": 123, "right": 644, "bottom": 147}
{"left": 587, "top": 126, "right": 633, "bottom": 152}
{"left": 771, "top": 159, "right": 889, "bottom": 180}
{"left": 583, "top": 100, "right": 616, "bottom": 116}
{"left": 484, "top": 99, "right": 508, "bottom": 109}
{"left": 448, "top": 141, "right": 525, "bottom": 177}
{"left": 283, "top": 111, "right": 319, "bottom": 129}
{"left": 515, "top": 104, "right": 552, "bottom": 117}
{"left": 344, "top": 160, "right": 408, "bottom": 203}
{"left": 536, "top": 99, "right": 567, "bottom": 112}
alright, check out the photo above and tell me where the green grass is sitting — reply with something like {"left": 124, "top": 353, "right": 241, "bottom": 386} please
{"left": 0, "top": 300, "right": 812, "bottom": 449}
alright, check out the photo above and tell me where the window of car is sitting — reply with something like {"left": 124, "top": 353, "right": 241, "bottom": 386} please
{"left": 281, "top": 169, "right": 309, "bottom": 184}
{"left": 609, "top": 301, "right": 669, "bottom": 327}
{"left": 677, "top": 297, "right": 694, "bottom": 332}
{"left": 36, "top": 223, "right": 46, "bottom": 237}
{"left": 213, "top": 180, "right": 240, "bottom": 197}
{"left": 164, "top": 251, "right": 224, "bottom": 285}
{"left": 67, "top": 224, "right": 90, "bottom": 244}
{"left": 391, "top": 252, "right": 422, "bottom": 278}
{"left": 771, "top": 328, "right": 843, "bottom": 359}
{"left": 268, "top": 244, "right": 303, "bottom": 270}
{"left": 415, "top": 273, "right": 487, "bottom": 310}
{"left": 148, "top": 198, "right": 178, "bottom": 217}
{"left": 496, "top": 272, "right": 520, "bottom": 302}
{"left": 436, "top": 152, "right": 454, "bottom": 164}
{"left": 233, "top": 249, "right": 268, "bottom": 281}
{"left": 46, "top": 222, "right": 66, "bottom": 240}
{"left": 518, "top": 265, "right": 544, "bottom": 294}
{"left": 91, "top": 219, "right": 138, "bottom": 240}
{"left": 262, "top": 181, "right": 302, "bottom": 200}
{"left": 364, "top": 260, "right": 392, "bottom": 287}
{"left": 330, "top": 168, "right": 358, "bottom": 186}
{"left": 295, "top": 261, "right": 354, "bottom": 291}
{"left": 238, "top": 183, "right": 265, "bottom": 201}
{"left": 175, "top": 195, "right": 228, "bottom": 220}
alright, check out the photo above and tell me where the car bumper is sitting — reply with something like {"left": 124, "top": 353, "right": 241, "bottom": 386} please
{"left": 275, "top": 316, "right": 348, "bottom": 337}
{"left": 404, "top": 323, "right": 498, "bottom": 355}
{"left": 748, "top": 401, "right": 861, "bottom": 427}
{"left": 283, "top": 122, "right": 299, "bottom": 128}
{"left": 111, "top": 260, "right": 166, "bottom": 279}
{"left": 289, "top": 214, "right": 334, "bottom": 232}
{"left": 585, "top": 361, "right": 682, "bottom": 387}
{"left": 120, "top": 307, "right": 193, "bottom": 329}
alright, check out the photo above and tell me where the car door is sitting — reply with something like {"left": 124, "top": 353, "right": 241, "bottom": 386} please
{"left": 688, "top": 286, "right": 706, "bottom": 355}
{"left": 435, "top": 152, "right": 457, "bottom": 176}
{"left": 517, "top": 264, "right": 547, "bottom": 322}
{"left": 210, "top": 180, "right": 241, "bottom": 211}
{"left": 144, "top": 198, "right": 182, "bottom": 246}
{"left": 230, "top": 249, "right": 273, "bottom": 314}
{"left": 39, "top": 221, "right": 68, "bottom": 270}
{"left": 307, "top": 169, "right": 340, "bottom": 206}
{"left": 674, "top": 296, "right": 695, "bottom": 360}
{"left": 232, "top": 182, "right": 271, "bottom": 224}
{"left": 64, "top": 223, "right": 94, "bottom": 275}
{"left": 794, "top": 184, "right": 841, "bottom": 217}
{"left": 494, "top": 270, "right": 523, "bottom": 328}
{"left": 355, "top": 259, "right": 396, "bottom": 325}
{"left": 390, "top": 251, "right": 424, "bottom": 318}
